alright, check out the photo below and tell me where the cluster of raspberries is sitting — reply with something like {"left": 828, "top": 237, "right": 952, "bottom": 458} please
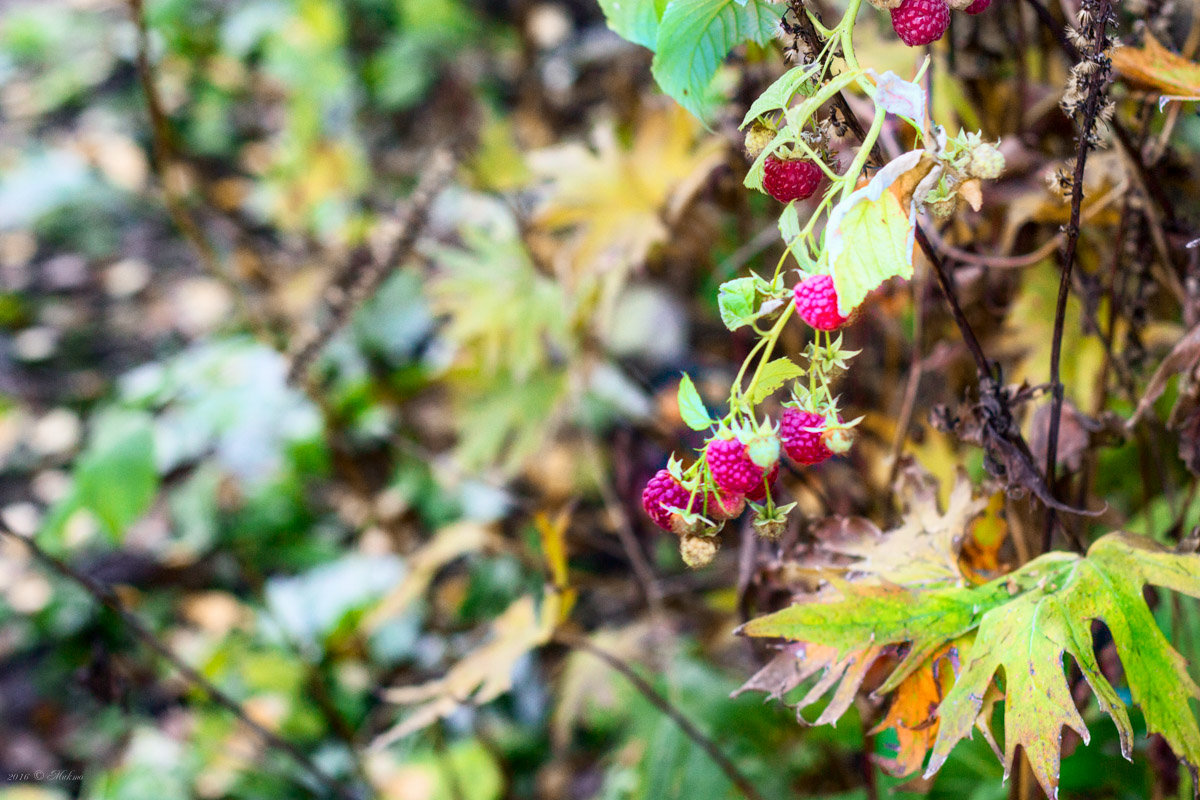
{"left": 886, "top": 0, "right": 992, "bottom": 47}
{"left": 641, "top": 274, "right": 855, "bottom": 547}
{"left": 641, "top": 407, "right": 843, "bottom": 536}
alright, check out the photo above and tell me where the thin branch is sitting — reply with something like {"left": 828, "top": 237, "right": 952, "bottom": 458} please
{"left": 1043, "top": 0, "right": 1114, "bottom": 553}
{"left": 0, "top": 526, "right": 361, "bottom": 800}
{"left": 286, "top": 148, "right": 456, "bottom": 387}
{"left": 126, "top": 0, "right": 271, "bottom": 341}
{"left": 554, "top": 631, "right": 767, "bottom": 800}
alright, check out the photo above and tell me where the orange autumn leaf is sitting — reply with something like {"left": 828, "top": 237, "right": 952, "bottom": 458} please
{"left": 870, "top": 642, "right": 961, "bottom": 777}
{"left": 959, "top": 491, "right": 1008, "bottom": 584}
{"left": 1111, "top": 34, "right": 1200, "bottom": 100}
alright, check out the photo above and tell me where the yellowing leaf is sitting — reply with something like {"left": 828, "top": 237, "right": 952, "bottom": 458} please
{"left": 741, "top": 467, "right": 1200, "bottom": 796}
{"left": 362, "top": 522, "right": 497, "bottom": 633}
{"left": 822, "top": 465, "right": 988, "bottom": 588}
{"left": 375, "top": 592, "right": 561, "bottom": 747}
{"left": 534, "top": 510, "right": 576, "bottom": 623}
{"left": 1112, "top": 34, "right": 1200, "bottom": 102}
{"left": 734, "top": 641, "right": 888, "bottom": 726}
{"left": 529, "top": 104, "right": 724, "bottom": 291}
{"left": 824, "top": 151, "right": 937, "bottom": 316}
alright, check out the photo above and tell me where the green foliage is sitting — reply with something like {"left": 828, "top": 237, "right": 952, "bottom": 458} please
{"left": 677, "top": 374, "right": 714, "bottom": 430}
{"left": 649, "top": 0, "right": 784, "bottom": 121}
{"left": 744, "top": 533, "right": 1200, "bottom": 796}
{"left": 41, "top": 410, "right": 158, "bottom": 545}
{"left": 598, "top": 0, "right": 669, "bottom": 49}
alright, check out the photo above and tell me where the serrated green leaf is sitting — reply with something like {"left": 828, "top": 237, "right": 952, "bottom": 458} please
{"left": 739, "top": 61, "right": 821, "bottom": 128}
{"left": 746, "top": 530, "right": 1200, "bottom": 799}
{"left": 597, "top": 0, "right": 668, "bottom": 49}
{"left": 748, "top": 358, "right": 803, "bottom": 405}
{"left": 651, "top": 0, "right": 784, "bottom": 122}
{"left": 823, "top": 150, "right": 929, "bottom": 315}
{"left": 717, "top": 277, "right": 759, "bottom": 330}
{"left": 928, "top": 533, "right": 1200, "bottom": 797}
{"left": 677, "top": 373, "right": 714, "bottom": 430}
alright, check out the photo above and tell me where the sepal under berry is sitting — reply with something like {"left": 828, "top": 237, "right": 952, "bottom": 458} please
{"left": 751, "top": 501, "right": 797, "bottom": 540}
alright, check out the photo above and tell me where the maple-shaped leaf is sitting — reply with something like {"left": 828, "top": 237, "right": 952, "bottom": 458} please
{"left": 375, "top": 593, "right": 561, "bottom": 748}
{"left": 733, "top": 641, "right": 888, "bottom": 726}
{"left": 928, "top": 533, "right": 1200, "bottom": 798}
{"left": 744, "top": 531, "right": 1200, "bottom": 797}
{"left": 1112, "top": 34, "right": 1200, "bottom": 103}
{"left": 528, "top": 104, "right": 724, "bottom": 293}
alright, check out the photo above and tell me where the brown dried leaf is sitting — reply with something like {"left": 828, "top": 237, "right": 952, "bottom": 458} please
{"left": 1112, "top": 34, "right": 1200, "bottom": 100}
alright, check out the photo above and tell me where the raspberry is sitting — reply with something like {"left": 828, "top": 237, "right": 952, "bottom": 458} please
{"left": 707, "top": 489, "right": 746, "bottom": 520}
{"left": 963, "top": 0, "right": 990, "bottom": 12}
{"left": 763, "top": 156, "right": 823, "bottom": 203}
{"left": 781, "top": 409, "right": 835, "bottom": 466}
{"left": 745, "top": 463, "right": 779, "bottom": 502}
{"left": 680, "top": 535, "right": 719, "bottom": 568}
{"left": 967, "top": 142, "right": 1005, "bottom": 179}
{"left": 744, "top": 123, "right": 776, "bottom": 158}
{"left": 794, "top": 274, "right": 850, "bottom": 331}
{"left": 641, "top": 469, "right": 693, "bottom": 531}
{"left": 890, "top": 0, "right": 950, "bottom": 46}
{"left": 706, "top": 436, "right": 769, "bottom": 495}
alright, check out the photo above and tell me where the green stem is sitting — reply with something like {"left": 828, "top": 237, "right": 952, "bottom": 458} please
{"left": 740, "top": 303, "right": 796, "bottom": 408}
{"left": 839, "top": 0, "right": 864, "bottom": 71}
{"left": 840, "top": 105, "right": 885, "bottom": 201}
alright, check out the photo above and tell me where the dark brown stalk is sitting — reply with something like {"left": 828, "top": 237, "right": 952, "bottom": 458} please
{"left": 1043, "top": 0, "right": 1114, "bottom": 553}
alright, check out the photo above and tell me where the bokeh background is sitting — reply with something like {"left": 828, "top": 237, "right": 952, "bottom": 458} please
{"left": 0, "top": 0, "right": 1198, "bottom": 799}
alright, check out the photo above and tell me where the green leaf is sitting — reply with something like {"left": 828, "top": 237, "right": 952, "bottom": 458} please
{"left": 929, "top": 533, "right": 1200, "bottom": 797}
{"left": 677, "top": 373, "right": 714, "bottom": 431}
{"left": 823, "top": 151, "right": 929, "bottom": 316}
{"left": 651, "top": 0, "right": 784, "bottom": 122}
{"left": 743, "top": 532, "right": 1200, "bottom": 799}
{"left": 739, "top": 61, "right": 821, "bottom": 128}
{"left": 598, "top": 0, "right": 667, "bottom": 49}
{"left": 717, "top": 277, "right": 759, "bottom": 331}
{"left": 43, "top": 409, "right": 159, "bottom": 543}
{"left": 748, "top": 357, "right": 803, "bottom": 405}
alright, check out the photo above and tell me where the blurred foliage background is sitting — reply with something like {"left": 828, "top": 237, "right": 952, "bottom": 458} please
{"left": 0, "top": 0, "right": 1198, "bottom": 799}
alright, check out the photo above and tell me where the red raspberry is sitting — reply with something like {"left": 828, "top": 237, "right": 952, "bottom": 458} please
{"left": 706, "top": 436, "right": 768, "bottom": 495}
{"left": 963, "top": 0, "right": 990, "bottom": 12}
{"left": 763, "top": 156, "right": 823, "bottom": 203}
{"left": 706, "top": 489, "right": 746, "bottom": 520}
{"left": 890, "top": 0, "right": 950, "bottom": 46}
{"left": 781, "top": 409, "right": 834, "bottom": 466}
{"left": 794, "top": 274, "right": 849, "bottom": 331}
{"left": 641, "top": 469, "right": 693, "bottom": 531}
{"left": 745, "top": 463, "right": 779, "bottom": 502}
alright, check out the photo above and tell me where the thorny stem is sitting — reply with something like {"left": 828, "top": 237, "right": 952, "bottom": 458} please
{"left": 1043, "top": 0, "right": 1114, "bottom": 554}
